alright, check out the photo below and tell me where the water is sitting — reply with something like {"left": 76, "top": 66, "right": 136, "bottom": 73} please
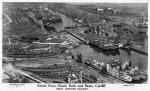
{"left": 57, "top": 12, "right": 148, "bottom": 72}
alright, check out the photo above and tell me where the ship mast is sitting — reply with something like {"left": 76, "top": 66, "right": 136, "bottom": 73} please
{"left": 8, "top": 38, "right": 11, "bottom": 45}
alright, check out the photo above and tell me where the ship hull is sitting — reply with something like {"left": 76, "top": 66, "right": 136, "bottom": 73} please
{"left": 101, "top": 70, "right": 147, "bottom": 83}
{"left": 85, "top": 61, "right": 147, "bottom": 83}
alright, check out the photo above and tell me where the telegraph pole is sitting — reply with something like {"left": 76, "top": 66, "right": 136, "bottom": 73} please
{"left": 80, "top": 70, "right": 83, "bottom": 83}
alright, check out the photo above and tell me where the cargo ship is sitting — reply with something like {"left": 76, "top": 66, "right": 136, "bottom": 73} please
{"left": 81, "top": 58, "right": 147, "bottom": 83}
{"left": 89, "top": 39, "right": 119, "bottom": 50}
{"left": 101, "top": 59, "right": 147, "bottom": 83}
{"left": 84, "top": 58, "right": 103, "bottom": 72}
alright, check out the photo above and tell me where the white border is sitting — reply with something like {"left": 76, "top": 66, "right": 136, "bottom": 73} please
{"left": 0, "top": 0, "right": 150, "bottom": 91}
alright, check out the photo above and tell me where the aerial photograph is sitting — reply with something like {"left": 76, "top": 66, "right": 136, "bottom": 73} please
{"left": 2, "top": 2, "right": 148, "bottom": 84}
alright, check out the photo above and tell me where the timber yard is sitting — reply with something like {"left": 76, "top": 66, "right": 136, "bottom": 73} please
{"left": 2, "top": 3, "right": 148, "bottom": 84}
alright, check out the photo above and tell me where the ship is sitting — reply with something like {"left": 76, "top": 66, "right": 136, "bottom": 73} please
{"left": 76, "top": 56, "right": 147, "bottom": 83}
{"left": 89, "top": 39, "right": 119, "bottom": 50}
{"left": 102, "top": 59, "right": 147, "bottom": 83}
{"left": 84, "top": 58, "right": 103, "bottom": 72}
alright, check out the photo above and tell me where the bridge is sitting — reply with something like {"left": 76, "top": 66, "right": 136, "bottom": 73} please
{"left": 64, "top": 30, "right": 89, "bottom": 44}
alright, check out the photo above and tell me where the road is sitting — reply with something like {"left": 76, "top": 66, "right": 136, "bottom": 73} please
{"left": 33, "top": 41, "right": 69, "bottom": 45}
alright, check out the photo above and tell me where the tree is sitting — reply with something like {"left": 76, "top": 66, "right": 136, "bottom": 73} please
{"left": 76, "top": 53, "right": 83, "bottom": 63}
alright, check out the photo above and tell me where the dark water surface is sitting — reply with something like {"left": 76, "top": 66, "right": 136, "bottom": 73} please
{"left": 56, "top": 12, "right": 148, "bottom": 72}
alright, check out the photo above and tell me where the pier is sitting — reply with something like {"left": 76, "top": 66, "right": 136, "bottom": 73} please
{"left": 122, "top": 46, "right": 148, "bottom": 56}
